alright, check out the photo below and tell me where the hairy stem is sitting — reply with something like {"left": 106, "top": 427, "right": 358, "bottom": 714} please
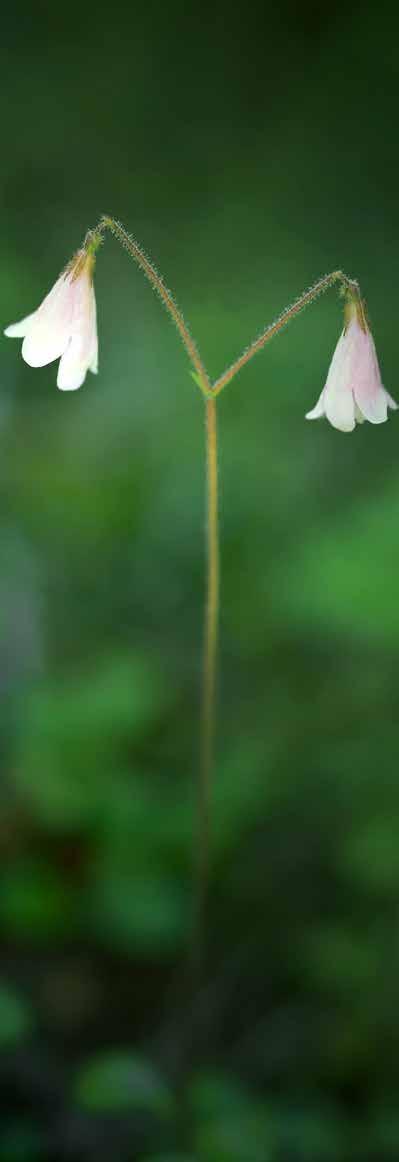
{"left": 212, "top": 270, "right": 358, "bottom": 396}
{"left": 85, "top": 218, "right": 359, "bottom": 973}
{"left": 194, "top": 395, "right": 219, "bottom": 965}
{"left": 99, "top": 215, "right": 211, "bottom": 393}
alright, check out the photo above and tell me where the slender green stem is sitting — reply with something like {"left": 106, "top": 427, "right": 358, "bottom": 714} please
{"left": 194, "top": 394, "right": 219, "bottom": 965}
{"left": 83, "top": 218, "right": 359, "bottom": 975}
{"left": 99, "top": 215, "right": 211, "bottom": 394}
{"left": 212, "top": 270, "right": 358, "bottom": 397}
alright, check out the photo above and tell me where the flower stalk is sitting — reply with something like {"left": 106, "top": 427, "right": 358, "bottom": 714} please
{"left": 211, "top": 270, "right": 359, "bottom": 397}
{"left": 5, "top": 215, "right": 395, "bottom": 972}
{"left": 100, "top": 216, "right": 211, "bottom": 394}
{"left": 195, "top": 395, "right": 219, "bottom": 963}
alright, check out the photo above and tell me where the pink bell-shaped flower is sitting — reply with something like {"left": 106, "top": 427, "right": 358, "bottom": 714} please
{"left": 306, "top": 297, "right": 397, "bottom": 432}
{"left": 4, "top": 248, "right": 98, "bottom": 391}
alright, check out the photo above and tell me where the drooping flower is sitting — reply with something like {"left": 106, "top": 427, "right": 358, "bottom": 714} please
{"left": 4, "top": 246, "right": 98, "bottom": 391}
{"left": 306, "top": 296, "right": 397, "bottom": 432}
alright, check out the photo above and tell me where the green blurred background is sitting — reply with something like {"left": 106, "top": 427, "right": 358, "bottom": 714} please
{"left": 1, "top": 2, "right": 399, "bottom": 1158}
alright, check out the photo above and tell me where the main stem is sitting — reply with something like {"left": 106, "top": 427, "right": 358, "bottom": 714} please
{"left": 87, "top": 218, "right": 360, "bottom": 970}
{"left": 195, "top": 395, "right": 219, "bottom": 965}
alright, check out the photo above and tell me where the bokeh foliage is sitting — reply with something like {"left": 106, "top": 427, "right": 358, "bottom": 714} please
{"left": 1, "top": 0, "right": 399, "bottom": 1157}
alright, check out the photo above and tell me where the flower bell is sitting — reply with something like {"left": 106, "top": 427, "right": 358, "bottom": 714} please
{"left": 4, "top": 240, "right": 99, "bottom": 391}
{"left": 306, "top": 294, "right": 397, "bottom": 432}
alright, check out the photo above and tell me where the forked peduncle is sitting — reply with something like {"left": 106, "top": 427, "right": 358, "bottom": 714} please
{"left": 87, "top": 215, "right": 362, "bottom": 970}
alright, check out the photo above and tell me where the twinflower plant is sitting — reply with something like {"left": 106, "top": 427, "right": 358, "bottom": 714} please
{"left": 5, "top": 217, "right": 396, "bottom": 957}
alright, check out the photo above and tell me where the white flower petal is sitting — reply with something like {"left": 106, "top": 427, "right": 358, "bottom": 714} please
{"left": 306, "top": 390, "right": 326, "bottom": 420}
{"left": 22, "top": 322, "right": 71, "bottom": 367}
{"left": 307, "top": 329, "right": 356, "bottom": 431}
{"left": 57, "top": 272, "right": 98, "bottom": 390}
{"left": 57, "top": 336, "right": 89, "bottom": 391}
{"left": 4, "top": 311, "right": 38, "bottom": 338}
{"left": 88, "top": 288, "right": 98, "bottom": 373}
{"left": 4, "top": 254, "right": 99, "bottom": 390}
{"left": 72, "top": 277, "right": 98, "bottom": 370}
{"left": 350, "top": 327, "right": 388, "bottom": 424}
{"left": 324, "top": 384, "right": 356, "bottom": 432}
{"left": 354, "top": 390, "right": 387, "bottom": 424}
{"left": 21, "top": 275, "right": 74, "bottom": 367}
{"left": 90, "top": 347, "right": 98, "bottom": 374}
{"left": 386, "top": 391, "right": 398, "bottom": 411}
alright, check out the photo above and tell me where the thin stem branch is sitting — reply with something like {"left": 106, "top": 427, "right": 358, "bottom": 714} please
{"left": 99, "top": 216, "right": 211, "bottom": 393}
{"left": 194, "top": 395, "right": 219, "bottom": 967}
{"left": 212, "top": 270, "right": 358, "bottom": 397}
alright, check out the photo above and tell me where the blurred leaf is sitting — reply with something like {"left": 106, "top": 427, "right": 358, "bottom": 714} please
{"left": 194, "top": 1107, "right": 277, "bottom": 1162}
{"left": 212, "top": 741, "right": 274, "bottom": 855}
{"left": 0, "top": 982, "right": 33, "bottom": 1046}
{"left": 267, "top": 1105, "right": 346, "bottom": 1161}
{"left": 86, "top": 869, "right": 188, "bottom": 953}
{"left": 14, "top": 653, "right": 168, "bottom": 828}
{"left": 97, "top": 775, "right": 192, "bottom": 870}
{"left": 341, "top": 817, "right": 399, "bottom": 893}
{"left": 189, "top": 1076, "right": 346, "bottom": 1161}
{"left": 76, "top": 1050, "right": 173, "bottom": 1116}
{"left": 187, "top": 1070, "right": 253, "bottom": 1119}
{"left": 0, "top": 861, "right": 74, "bottom": 939}
{"left": 279, "top": 480, "right": 399, "bottom": 643}
{"left": 302, "top": 925, "right": 380, "bottom": 993}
